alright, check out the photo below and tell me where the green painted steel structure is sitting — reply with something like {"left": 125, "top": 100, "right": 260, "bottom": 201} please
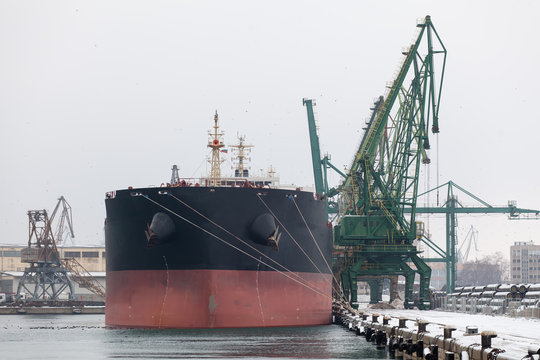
{"left": 304, "top": 16, "right": 447, "bottom": 309}
{"left": 303, "top": 98, "right": 325, "bottom": 197}
{"left": 410, "top": 181, "right": 540, "bottom": 293}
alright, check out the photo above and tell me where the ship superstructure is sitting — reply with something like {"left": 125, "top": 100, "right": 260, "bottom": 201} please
{"left": 168, "top": 119, "right": 280, "bottom": 188}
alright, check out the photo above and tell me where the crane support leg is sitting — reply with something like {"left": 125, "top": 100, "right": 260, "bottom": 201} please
{"left": 400, "top": 262, "right": 415, "bottom": 309}
{"left": 367, "top": 279, "right": 382, "bottom": 304}
{"left": 349, "top": 270, "right": 359, "bottom": 308}
{"left": 410, "top": 254, "right": 432, "bottom": 310}
{"left": 341, "top": 270, "right": 351, "bottom": 303}
{"left": 389, "top": 275, "right": 399, "bottom": 302}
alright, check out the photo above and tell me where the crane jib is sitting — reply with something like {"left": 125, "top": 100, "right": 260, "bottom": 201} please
{"left": 304, "top": 15, "right": 447, "bottom": 310}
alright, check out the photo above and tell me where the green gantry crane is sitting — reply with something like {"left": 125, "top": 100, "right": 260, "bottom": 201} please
{"left": 410, "top": 181, "right": 540, "bottom": 294}
{"left": 304, "top": 15, "right": 446, "bottom": 309}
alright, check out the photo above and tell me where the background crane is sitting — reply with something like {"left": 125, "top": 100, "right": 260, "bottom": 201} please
{"left": 50, "top": 196, "right": 75, "bottom": 246}
{"left": 17, "top": 196, "right": 105, "bottom": 301}
{"left": 457, "top": 225, "right": 479, "bottom": 264}
{"left": 411, "top": 181, "right": 540, "bottom": 293}
{"left": 305, "top": 15, "right": 447, "bottom": 309}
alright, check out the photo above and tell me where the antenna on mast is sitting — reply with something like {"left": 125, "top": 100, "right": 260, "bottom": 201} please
{"left": 230, "top": 134, "right": 253, "bottom": 178}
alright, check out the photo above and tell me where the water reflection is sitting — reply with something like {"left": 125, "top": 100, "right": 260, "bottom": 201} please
{"left": 104, "top": 325, "right": 391, "bottom": 359}
{"left": 0, "top": 315, "right": 390, "bottom": 360}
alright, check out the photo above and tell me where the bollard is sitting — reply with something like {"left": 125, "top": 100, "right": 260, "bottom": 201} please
{"left": 443, "top": 325, "right": 456, "bottom": 339}
{"left": 418, "top": 320, "right": 429, "bottom": 333}
{"left": 465, "top": 326, "right": 478, "bottom": 335}
{"left": 481, "top": 331, "right": 497, "bottom": 349}
{"left": 399, "top": 317, "right": 408, "bottom": 328}
{"left": 372, "top": 313, "right": 379, "bottom": 323}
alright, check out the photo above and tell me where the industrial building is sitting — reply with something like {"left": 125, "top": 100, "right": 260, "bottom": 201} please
{"left": 510, "top": 241, "right": 540, "bottom": 283}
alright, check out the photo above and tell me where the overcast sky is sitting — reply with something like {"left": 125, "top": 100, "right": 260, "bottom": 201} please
{"left": 1, "top": 0, "right": 539, "bottom": 260}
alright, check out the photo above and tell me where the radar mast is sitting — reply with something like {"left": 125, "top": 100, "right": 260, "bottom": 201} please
{"left": 208, "top": 111, "right": 225, "bottom": 186}
{"left": 230, "top": 134, "right": 253, "bottom": 178}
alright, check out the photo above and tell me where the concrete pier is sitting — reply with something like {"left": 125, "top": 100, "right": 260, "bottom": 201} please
{"left": 333, "top": 303, "right": 540, "bottom": 360}
{"left": 0, "top": 306, "right": 105, "bottom": 315}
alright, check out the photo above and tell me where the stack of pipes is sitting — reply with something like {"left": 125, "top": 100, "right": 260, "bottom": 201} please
{"left": 522, "top": 284, "right": 540, "bottom": 308}
{"left": 441, "top": 283, "right": 540, "bottom": 314}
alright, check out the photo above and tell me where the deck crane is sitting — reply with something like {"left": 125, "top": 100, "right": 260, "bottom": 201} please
{"left": 304, "top": 16, "right": 447, "bottom": 309}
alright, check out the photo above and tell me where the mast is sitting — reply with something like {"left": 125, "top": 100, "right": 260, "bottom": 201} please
{"left": 170, "top": 165, "right": 180, "bottom": 185}
{"left": 208, "top": 111, "right": 225, "bottom": 186}
{"left": 230, "top": 135, "right": 253, "bottom": 177}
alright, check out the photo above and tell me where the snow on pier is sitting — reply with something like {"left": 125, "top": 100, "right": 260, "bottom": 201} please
{"left": 335, "top": 305, "right": 539, "bottom": 360}
{"left": 381, "top": 309, "right": 539, "bottom": 357}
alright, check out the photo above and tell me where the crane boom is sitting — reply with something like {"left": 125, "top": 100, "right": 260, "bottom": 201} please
{"left": 330, "top": 16, "right": 447, "bottom": 309}
{"left": 303, "top": 99, "right": 325, "bottom": 196}
{"left": 50, "top": 196, "right": 75, "bottom": 246}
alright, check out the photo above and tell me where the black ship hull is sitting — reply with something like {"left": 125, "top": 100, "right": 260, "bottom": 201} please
{"left": 105, "top": 186, "right": 332, "bottom": 328}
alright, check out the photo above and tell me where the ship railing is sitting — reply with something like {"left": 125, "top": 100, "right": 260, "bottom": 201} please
{"left": 159, "top": 177, "right": 278, "bottom": 189}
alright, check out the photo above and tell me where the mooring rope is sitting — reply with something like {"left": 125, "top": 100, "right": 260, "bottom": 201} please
{"left": 291, "top": 197, "right": 344, "bottom": 287}
{"left": 171, "top": 190, "right": 349, "bottom": 306}
{"left": 255, "top": 193, "right": 325, "bottom": 275}
{"left": 140, "top": 194, "right": 331, "bottom": 299}
{"left": 256, "top": 192, "right": 348, "bottom": 302}
{"left": 166, "top": 192, "right": 318, "bottom": 288}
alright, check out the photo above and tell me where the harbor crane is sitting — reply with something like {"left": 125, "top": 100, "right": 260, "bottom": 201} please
{"left": 410, "top": 180, "right": 540, "bottom": 293}
{"left": 17, "top": 196, "right": 105, "bottom": 301}
{"left": 304, "top": 16, "right": 447, "bottom": 309}
{"left": 457, "top": 225, "right": 479, "bottom": 264}
{"left": 50, "top": 196, "right": 75, "bottom": 246}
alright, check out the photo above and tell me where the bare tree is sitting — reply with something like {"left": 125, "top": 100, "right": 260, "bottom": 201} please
{"left": 457, "top": 252, "right": 508, "bottom": 287}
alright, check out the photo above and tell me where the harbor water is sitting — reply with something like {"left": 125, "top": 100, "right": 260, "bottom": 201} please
{"left": 0, "top": 314, "right": 390, "bottom": 360}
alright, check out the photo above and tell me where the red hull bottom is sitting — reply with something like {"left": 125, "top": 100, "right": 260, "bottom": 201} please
{"left": 106, "top": 269, "right": 332, "bottom": 328}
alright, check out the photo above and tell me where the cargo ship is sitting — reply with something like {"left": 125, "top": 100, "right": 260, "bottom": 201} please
{"left": 105, "top": 112, "right": 332, "bottom": 328}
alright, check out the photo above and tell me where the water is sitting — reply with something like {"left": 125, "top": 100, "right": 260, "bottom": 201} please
{"left": 0, "top": 315, "right": 390, "bottom": 360}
